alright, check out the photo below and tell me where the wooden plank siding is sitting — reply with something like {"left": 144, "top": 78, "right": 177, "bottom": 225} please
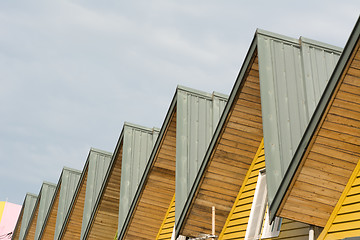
{"left": 179, "top": 51, "right": 264, "bottom": 237}
{"left": 218, "top": 139, "right": 265, "bottom": 239}
{"left": 123, "top": 110, "right": 176, "bottom": 240}
{"left": 39, "top": 183, "right": 61, "bottom": 239}
{"left": 24, "top": 201, "right": 40, "bottom": 240}
{"left": 12, "top": 208, "right": 23, "bottom": 240}
{"left": 60, "top": 167, "right": 89, "bottom": 239}
{"left": 318, "top": 158, "right": 360, "bottom": 239}
{"left": 156, "top": 194, "right": 175, "bottom": 240}
{"left": 86, "top": 142, "right": 123, "bottom": 240}
{"left": 278, "top": 35, "right": 360, "bottom": 227}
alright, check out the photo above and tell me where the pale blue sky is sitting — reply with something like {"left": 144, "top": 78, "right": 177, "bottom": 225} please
{"left": 0, "top": 1, "right": 359, "bottom": 205}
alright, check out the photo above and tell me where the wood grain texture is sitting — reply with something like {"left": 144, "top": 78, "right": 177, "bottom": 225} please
{"left": 123, "top": 110, "right": 177, "bottom": 240}
{"left": 279, "top": 36, "right": 360, "bottom": 227}
{"left": 86, "top": 143, "right": 123, "bottom": 240}
{"left": 180, "top": 51, "right": 264, "bottom": 237}
{"left": 40, "top": 183, "right": 61, "bottom": 239}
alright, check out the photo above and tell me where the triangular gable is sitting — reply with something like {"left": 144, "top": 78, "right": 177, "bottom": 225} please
{"left": 38, "top": 167, "right": 81, "bottom": 239}
{"left": 176, "top": 29, "right": 341, "bottom": 238}
{"left": 83, "top": 123, "right": 159, "bottom": 239}
{"left": 23, "top": 182, "right": 56, "bottom": 240}
{"left": 12, "top": 193, "right": 37, "bottom": 240}
{"left": 272, "top": 17, "right": 360, "bottom": 227}
{"left": 118, "top": 86, "right": 228, "bottom": 240}
{"left": 156, "top": 194, "right": 175, "bottom": 240}
{"left": 58, "top": 148, "right": 112, "bottom": 239}
{"left": 318, "top": 158, "right": 360, "bottom": 239}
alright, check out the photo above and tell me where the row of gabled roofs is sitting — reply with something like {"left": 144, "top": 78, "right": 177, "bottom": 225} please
{"left": 13, "top": 16, "right": 360, "bottom": 240}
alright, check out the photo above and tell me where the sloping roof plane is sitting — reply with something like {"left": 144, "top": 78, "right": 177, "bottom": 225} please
{"left": 58, "top": 148, "right": 112, "bottom": 239}
{"left": 118, "top": 85, "right": 228, "bottom": 240}
{"left": 271, "top": 16, "right": 360, "bottom": 226}
{"left": 23, "top": 182, "right": 56, "bottom": 239}
{"left": 12, "top": 193, "right": 37, "bottom": 240}
{"left": 38, "top": 167, "right": 81, "bottom": 240}
{"left": 82, "top": 122, "right": 159, "bottom": 240}
{"left": 257, "top": 29, "right": 342, "bottom": 209}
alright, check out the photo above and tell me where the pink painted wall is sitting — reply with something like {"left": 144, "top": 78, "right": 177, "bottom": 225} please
{"left": 0, "top": 202, "right": 22, "bottom": 237}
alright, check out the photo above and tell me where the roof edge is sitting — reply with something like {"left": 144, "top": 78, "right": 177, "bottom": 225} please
{"left": 269, "top": 16, "right": 360, "bottom": 222}
{"left": 256, "top": 28, "right": 299, "bottom": 45}
{"left": 89, "top": 147, "right": 113, "bottom": 156}
{"left": 124, "top": 121, "right": 160, "bottom": 133}
{"left": 300, "top": 36, "right": 343, "bottom": 52}
{"left": 63, "top": 166, "right": 82, "bottom": 174}
{"left": 177, "top": 85, "right": 228, "bottom": 100}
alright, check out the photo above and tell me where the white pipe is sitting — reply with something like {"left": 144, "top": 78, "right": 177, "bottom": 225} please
{"left": 212, "top": 206, "right": 215, "bottom": 236}
{"left": 309, "top": 225, "right": 314, "bottom": 240}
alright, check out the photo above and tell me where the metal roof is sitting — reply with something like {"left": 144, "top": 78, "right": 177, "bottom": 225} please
{"left": 117, "top": 123, "right": 160, "bottom": 233}
{"left": 257, "top": 29, "right": 342, "bottom": 213}
{"left": 268, "top": 16, "right": 360, "bottom": 221}
{"left": 175, "top": 86, "right": 228, "bottom": 223}
{"left": 174, "top": 28, "right": 343, "bottom": 237}
{"left": 30, "top": 182, "right": 56, "bottom": 240}
{"left": 16, "top": 193, "right": 37, "bottom": 240}
{"left": 118, "top": 85, "right": 227, "bottom": 240}
{"left": 51, "top": 167, "right": 82, "bottom": 239}
{"left": 80, "top": 148, "right": 112, "bottom": 239}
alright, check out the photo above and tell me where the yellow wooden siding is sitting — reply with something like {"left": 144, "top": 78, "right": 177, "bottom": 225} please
{"left": 318, "top": 158, "right": 360, "bottom": 240}
{"left": 156, "top": 194, "right": 175, "bottom": 240}
{"left": 218, "top": 139, "right": 309, "bottom": 240}
{"left": 218, "top": 139, "right": 265, "bottom": 239}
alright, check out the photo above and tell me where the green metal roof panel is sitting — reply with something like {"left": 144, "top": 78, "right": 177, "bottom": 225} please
{"left": 16, "top": 193, "right": 37, "bottom": 240}
{"left": 257, "top": 30, "right": 342, "bottom": 212}
{"left": 53, "top": 167, "right": 81, "bottom": 239}
{"left": 117, "top": 123, "right": 160, "bottom": 233}
{"left": 34, "top": 182, "right": 56, "bottom": 239}
{"left": 80, "top": 148, "right": 112, "bottom": 239}
{"left": 175, "top": 86, "right": 228, "bottom": 224}
{"left": 268, "top": 16, "right": 360, "bottom": 221}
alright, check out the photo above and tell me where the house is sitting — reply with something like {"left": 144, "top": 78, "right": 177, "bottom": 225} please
{"left": 175, "top": 29, "right": 341, "bottom": 239}
{"left": 38, "top": 167, "right": 81, "bottom": 239}
{"left": 57, "top": 148, "right": 112, "bottom": 239}
{"left": 82, "top": 122, "right": 159, "bottom": 239}
{"left": 13, "top": 193, "right": 37, "bottom": 240}
{"left": 270, "top": 16, "right": 360, "bottom": 239}
{"left": 117, "top": 85, "right": 228, "bottom": 240}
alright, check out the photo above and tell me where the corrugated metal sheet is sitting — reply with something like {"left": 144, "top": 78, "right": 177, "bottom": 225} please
{"left": 54, "top": 167, "right": 81, "bottom": 239}
{"left": 257, "top": 29, "right": 342, "bottom": 208}
{"left": 18, "top": 193, "right": 37, "bottom": 240}
{"left": 117, "top": 123, "right": 159, "bottom": 232}
{"left": 80, "top": 148, "right": 112, "bottom": 239}
{"left": 34, "top": 182, "right": 56, "bottom": 239}
{"left": 175, "top": 85, "right": 228, "bottom": 223}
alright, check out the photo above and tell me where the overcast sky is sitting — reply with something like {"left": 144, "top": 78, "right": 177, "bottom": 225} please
{"left": 0, "top": 1, "right": 359, "bottom": 205}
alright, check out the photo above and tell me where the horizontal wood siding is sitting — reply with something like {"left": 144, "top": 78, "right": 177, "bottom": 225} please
{"left": 219, "top": 140, "right": 265, "bottom": 239}
{"left": 60, "top": 167, "right": 88, "bottom": 239}
{"left": 156, "top": 194, "right": 175, "bottom": 240}
{"left": 87, "top": 143, "right": 123, "bottom": 240}
{"left": 124, "top": 111, "right": 176, "bottom": 240}
{"left": 318, "top": 158, "right": 360, "bottom": 239}
{"left": 180, "top": 51, "right": 264, "bottom": 237}
{"left": 40, "top": 184, "right": 61, "bottom": 239}
{"left": 280, "top": 34, "right": 360, "bottom": 227}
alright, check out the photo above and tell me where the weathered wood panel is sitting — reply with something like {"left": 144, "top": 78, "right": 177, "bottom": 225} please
{"left": 180, "top": 51, "right": 264, "bottom": 237}
{"left": 279, "top": 36, "right": 360, "bottom": 227}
